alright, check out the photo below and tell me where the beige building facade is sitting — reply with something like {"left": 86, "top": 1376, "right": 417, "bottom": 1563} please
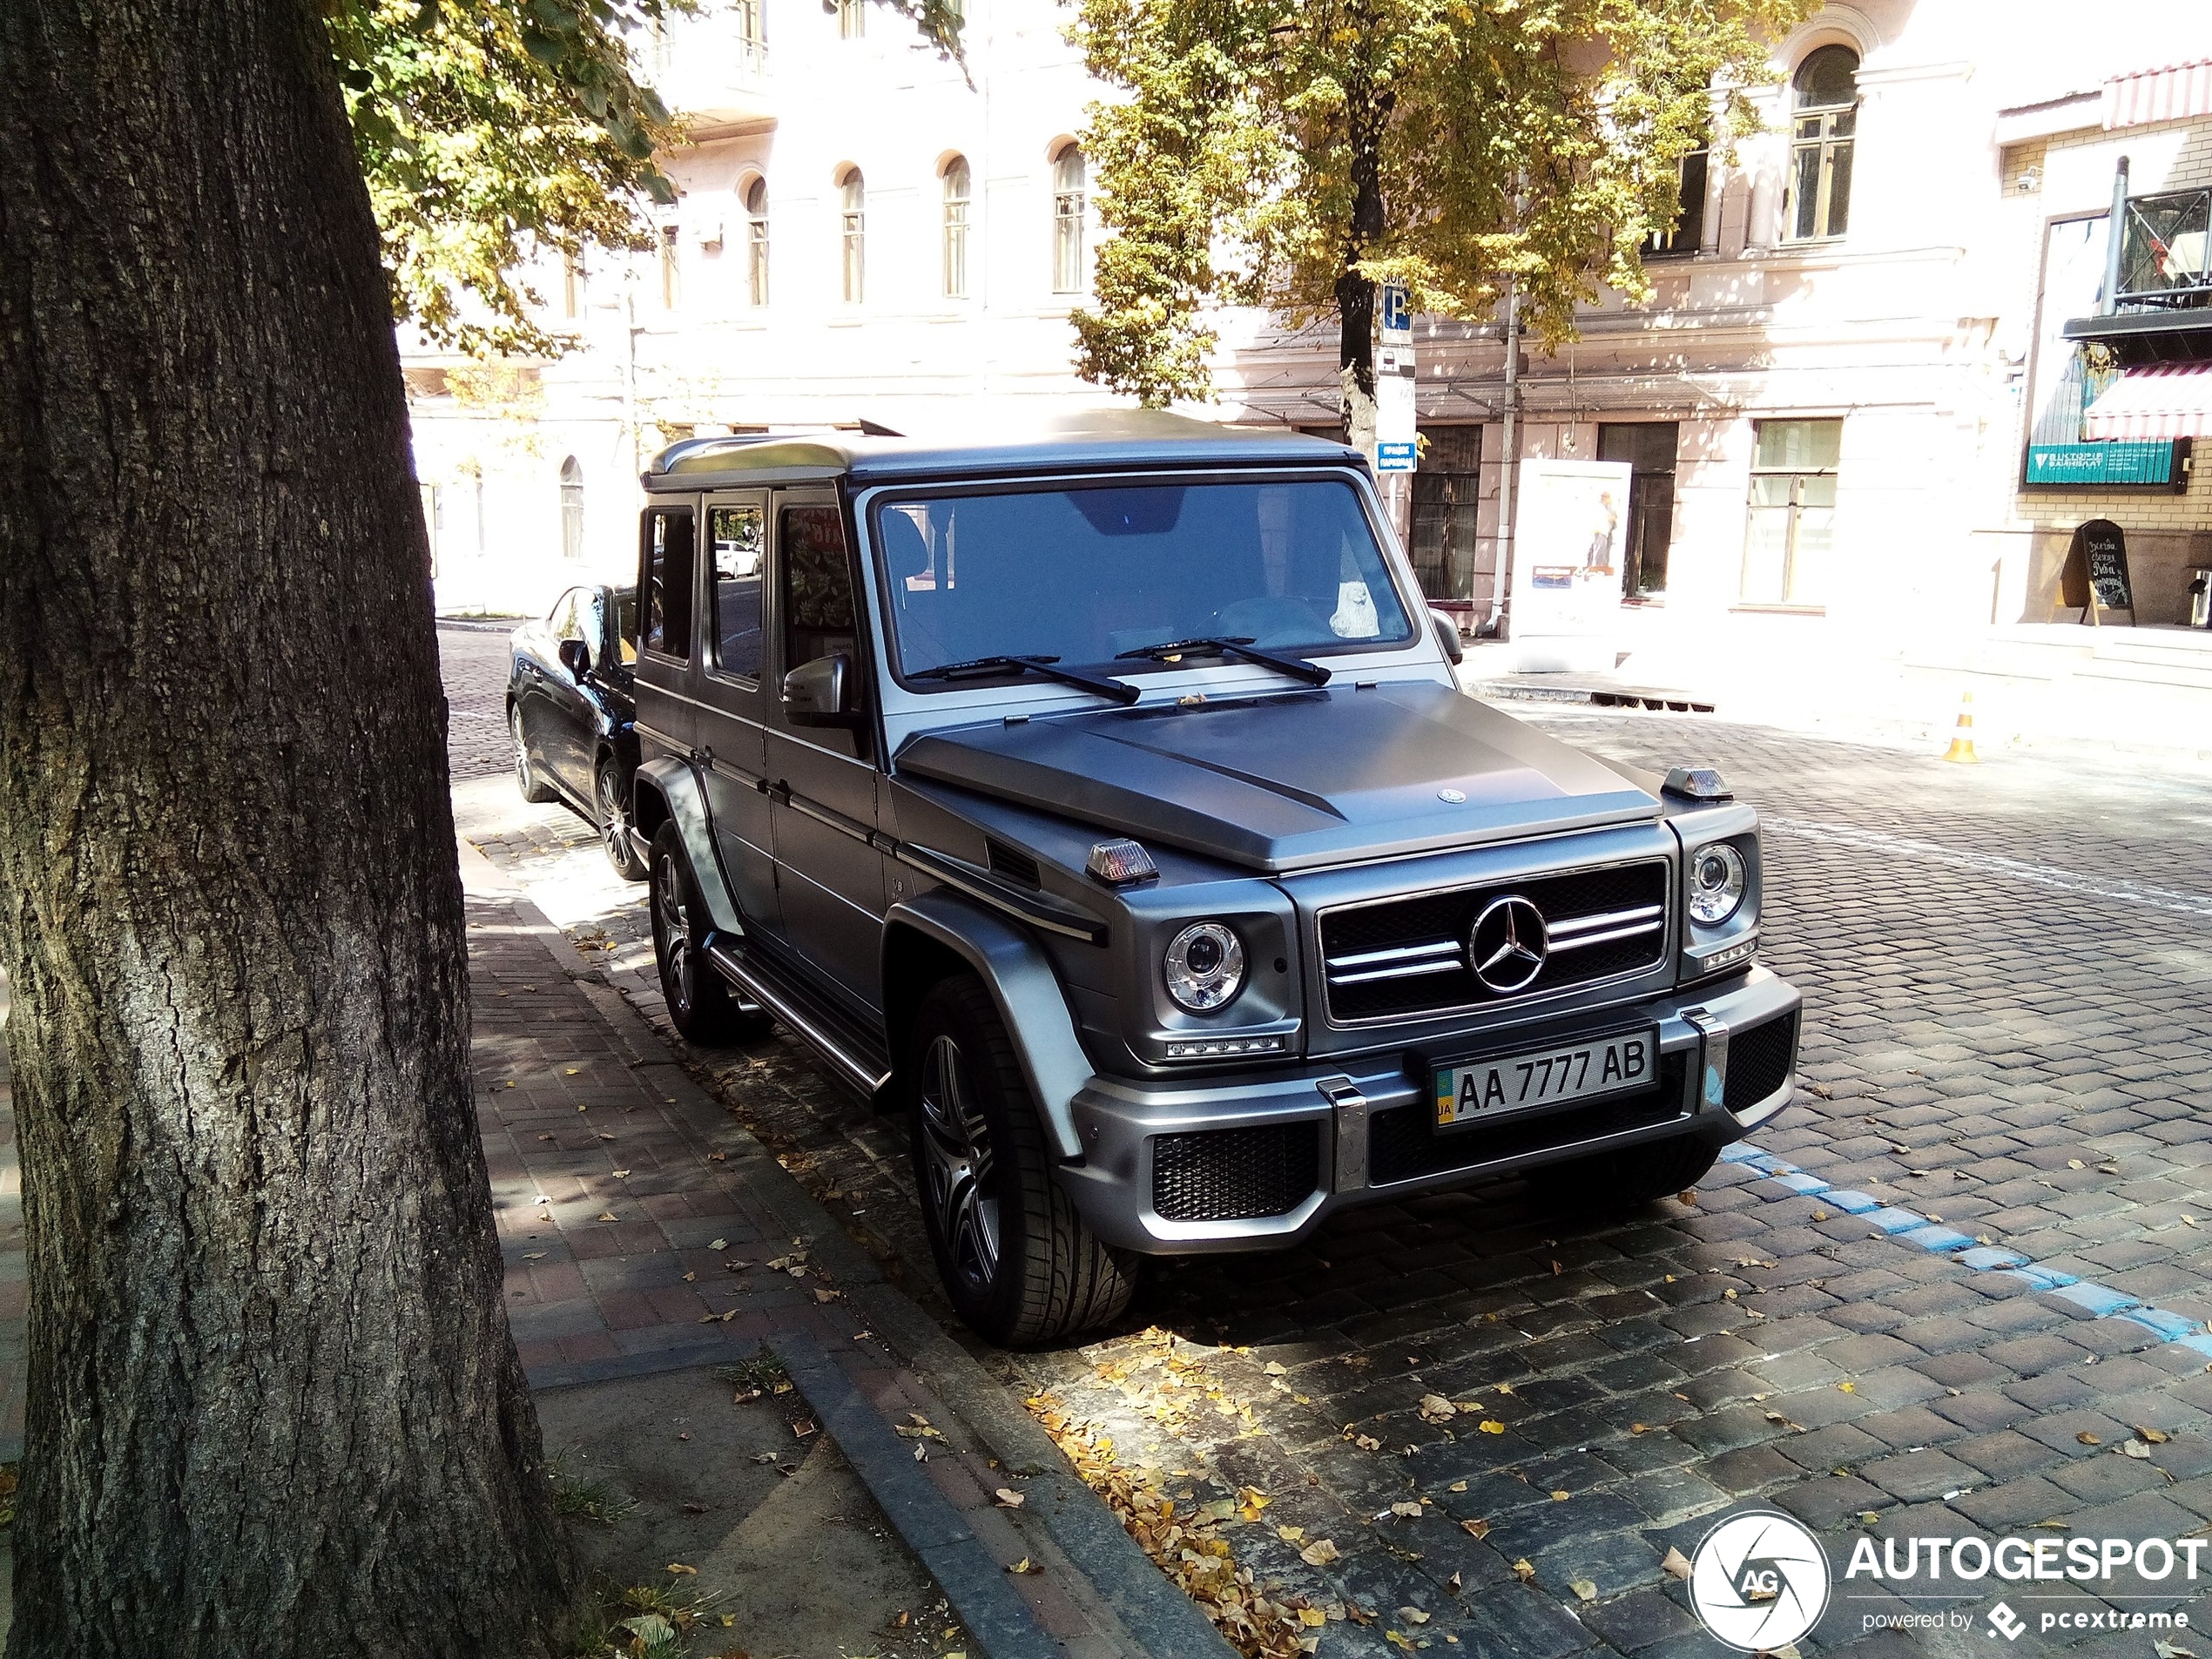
{"left": 402, "top": 1, "right": 2212, "bottom": 659}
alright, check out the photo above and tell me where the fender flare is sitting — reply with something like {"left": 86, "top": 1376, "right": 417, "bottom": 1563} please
{"left": 886, "top": 890, "right": 1095, "bottom": 1163}
{"left": 631, "top": 754, "right": 742, "bottom": 934}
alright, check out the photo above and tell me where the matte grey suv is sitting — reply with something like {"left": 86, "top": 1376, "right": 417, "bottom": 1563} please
{"left": 630, "top": 413, "right": 1799, "bottom": 1345}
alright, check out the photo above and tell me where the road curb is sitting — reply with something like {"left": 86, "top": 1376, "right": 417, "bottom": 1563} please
{"left": 772, "top": 1327, "right": 1058, "bottom": 1659}
{"left": 504, "top": 889, "right": 1237, "bottom": 1659}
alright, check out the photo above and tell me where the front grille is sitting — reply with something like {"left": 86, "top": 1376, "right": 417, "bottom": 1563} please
{"left": 1367, "top": 1053, "right": 1689, "bottom": 1185}
{"left": 1724, "top": 1011, "right": 1797, "bottom": 1110}
{"left": 1152, "top": 1123, "right": 1321, "bottom": 1222}
{"left": 1320, "top": 860, "right": 1669, "bottom": 1023}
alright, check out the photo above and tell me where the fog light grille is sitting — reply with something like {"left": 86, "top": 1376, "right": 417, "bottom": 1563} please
{"left": 1723, "top": 1011, "right": 1797, "bottom": 1111}
{"left": 1151, "top": 1123, "right": 1320, "bottom": 1223}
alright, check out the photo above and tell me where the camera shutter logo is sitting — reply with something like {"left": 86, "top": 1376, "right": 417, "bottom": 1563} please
{"left": 1688, "top": 1511, "right": 1831, "bottom": 1652}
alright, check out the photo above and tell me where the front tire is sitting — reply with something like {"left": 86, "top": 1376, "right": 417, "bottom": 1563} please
{"left": 907, "top": 975, "right": 1136, "bottom": 1347}
{"left": 1527, "top": 1132, "right": 1721, "bottom": 1211}
{"left": 597, "top": 759, "right": 648, "bottom": 881}
{"left": 511, "top": 705, "right": 555, "bottom": 804}
{"left": 648, "top": 824, "right": 771, "bottom": 1045}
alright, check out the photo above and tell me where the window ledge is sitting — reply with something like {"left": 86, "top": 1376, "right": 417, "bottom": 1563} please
{"left": 1730, "top": 604, "right": 1827, "bottom": 616}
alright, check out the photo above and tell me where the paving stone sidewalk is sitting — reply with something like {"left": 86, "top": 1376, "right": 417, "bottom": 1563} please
{"left": 469, "top": 887, "right": 1211, "bottom": 1657}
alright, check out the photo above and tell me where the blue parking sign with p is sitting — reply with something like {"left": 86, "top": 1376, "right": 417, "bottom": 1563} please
{"left": 1375, "top": 441, "right": 1417, "bottom": 473}
{"left": 1379, "top": 283, "right": 1411, "bottom": 341}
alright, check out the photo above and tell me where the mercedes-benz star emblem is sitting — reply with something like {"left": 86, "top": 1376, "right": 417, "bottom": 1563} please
{"left": 1468, "top": 894, "right": 1548, "bottom": 994}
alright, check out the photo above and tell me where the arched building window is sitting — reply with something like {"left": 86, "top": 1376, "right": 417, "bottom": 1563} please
{"left": 744, "top": 177, "right": 770, "bottom": 307}
{"left": 560, "top": 457, "right": 584, "bottom": 562}
{"left": 840, "top": 168, "right": 867, "bottom": 303}
{"left": 1787, "top": 44, "right": 1859, "bottom": 241}
{"left": 942, "top": 157, "right": 971, "bottom": 299}
{"left": 1051, "top": 143, "right": 1086, "bottom": 293}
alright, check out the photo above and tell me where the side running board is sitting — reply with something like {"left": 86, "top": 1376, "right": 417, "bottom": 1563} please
{"left": 702, "top": 936, "right": 894, "bottom": 1097}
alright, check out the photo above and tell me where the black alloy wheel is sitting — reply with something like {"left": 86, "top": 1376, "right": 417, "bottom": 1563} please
{"left": 906, "top": 975, "right": 1136, "bottom": 1346}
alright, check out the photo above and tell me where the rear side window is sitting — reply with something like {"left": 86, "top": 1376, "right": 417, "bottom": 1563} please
{"left": 711, "top": 504, "right": 765, "bottom": 680}
{"left": 642, "top": 507, "right": 696, "bottom": 660}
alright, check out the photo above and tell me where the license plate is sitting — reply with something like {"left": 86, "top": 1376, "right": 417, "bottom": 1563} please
{"left": 1433, "top": 1028, "right": 1658, "bottom": 1130}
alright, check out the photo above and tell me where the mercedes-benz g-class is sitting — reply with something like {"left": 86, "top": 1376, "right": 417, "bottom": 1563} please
{"left": 629, "top": 413, "right": 1799, "bottom": 1345}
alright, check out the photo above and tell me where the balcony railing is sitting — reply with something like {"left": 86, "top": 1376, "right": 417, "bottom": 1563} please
{"left": 2118, "top": 187, "right": 2212, "bottom": 308}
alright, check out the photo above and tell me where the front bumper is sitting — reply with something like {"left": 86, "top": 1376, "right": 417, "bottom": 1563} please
{"left": 1053, "top": 966, "right": 1800, "bottom": 1254}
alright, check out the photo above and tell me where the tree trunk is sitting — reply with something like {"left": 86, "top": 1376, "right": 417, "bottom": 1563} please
{"left": 0, "top": 3, "right": 571, "bottom": 1656}
{"left": 1335, "top": 56, "right": 1391, "bottom": 454}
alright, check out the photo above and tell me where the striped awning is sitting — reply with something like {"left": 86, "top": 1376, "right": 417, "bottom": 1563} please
{"left": 2083, "top": 362, "right": 2212, "bottom": 439}
{"left": 2106, "top": 58, "right": 2212, "bottom": 130}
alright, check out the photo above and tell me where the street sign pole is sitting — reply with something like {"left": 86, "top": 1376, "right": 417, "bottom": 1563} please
{"left": 1374, "top": 282, "right": 1416, "bottom": 478}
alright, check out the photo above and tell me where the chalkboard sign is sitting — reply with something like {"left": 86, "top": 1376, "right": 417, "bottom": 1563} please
{"left": 2061, "top": 518, "right": 2134, "bottom": 617}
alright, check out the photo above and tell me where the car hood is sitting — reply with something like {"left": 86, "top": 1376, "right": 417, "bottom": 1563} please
{"left": 894, "top": 680, "right": 1660, "bottom": 873}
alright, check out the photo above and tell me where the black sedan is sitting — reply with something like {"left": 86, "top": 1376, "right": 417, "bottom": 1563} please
{"left": 506, "top": 583, "right": 645, "bottom": 880}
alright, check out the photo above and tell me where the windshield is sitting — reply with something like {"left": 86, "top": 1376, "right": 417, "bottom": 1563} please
{"left": 873, "top": 477, "right": 1414, "bottom": 682}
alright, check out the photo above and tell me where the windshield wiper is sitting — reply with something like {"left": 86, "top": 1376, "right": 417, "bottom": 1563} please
{"left": 910, "top": 653, "right": 1141, "bottom": 705}
{"left": 1113, "top": 635, "right": 1332, "bottom": 687}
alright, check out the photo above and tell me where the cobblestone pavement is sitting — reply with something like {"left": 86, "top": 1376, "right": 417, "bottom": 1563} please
{"left": 439, "top": 620, "right": 523, "bottom": 781}
{"left": 440, "top": 617, "right": 2212, "bottom": 1656}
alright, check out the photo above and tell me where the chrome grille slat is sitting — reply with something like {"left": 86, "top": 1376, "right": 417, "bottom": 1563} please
{"left": 1318, "top": 858, "right": 1670, "bottom": 1024}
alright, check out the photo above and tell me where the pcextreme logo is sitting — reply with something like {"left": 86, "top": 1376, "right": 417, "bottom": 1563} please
{"left": 1688, "top": 1511, "right": 1832, "bottom": 1652}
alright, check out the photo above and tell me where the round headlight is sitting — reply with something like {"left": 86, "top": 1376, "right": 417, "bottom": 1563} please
{"left": 1163, "top": 921, "right": 1247, "bottom": 1013}
{"left": 1689, "top": 843, "right": 1748, "bottom": 926}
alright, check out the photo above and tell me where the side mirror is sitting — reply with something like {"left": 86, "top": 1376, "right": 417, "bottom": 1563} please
{"left": 557, "top": 637, "right": 592, "bottom": 680}
{"left": 1429, "top": 609, "right": 1465, "bottom": 666}
{"left": 781, "top": 652, "right": 859, "bottom": 727}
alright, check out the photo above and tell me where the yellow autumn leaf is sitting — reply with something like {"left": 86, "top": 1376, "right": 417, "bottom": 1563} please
{"left": 1479, "top": 1420, "right": 1506, "bottom": 1434}
{"left": 1513, "top": 1559, "right": 1535, "bottom": 1583}
{"left": 1299, "top": 1608, "right": 1328, "bottom": 1628}
{"left": 665, "top": 1562, "right": 697, "bottom": 1575}
{"left": 1300, "top": 1538, "right": 1340, "bottom": 1567}
{"left": 1461, "top": 1519, "right": 1489, "bottom": 1539}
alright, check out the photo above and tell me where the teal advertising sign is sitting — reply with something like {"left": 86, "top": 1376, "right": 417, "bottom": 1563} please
{"left": 2024, "top": 440, "right": 2188, "bottom": 489}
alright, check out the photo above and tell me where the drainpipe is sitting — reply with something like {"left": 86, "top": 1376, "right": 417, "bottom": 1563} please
{"left": 2101, "top": 156, "right": 2130, "bottom": 314}
{"left": 1489, "top": 279, "right": 1519, "bottom": 631}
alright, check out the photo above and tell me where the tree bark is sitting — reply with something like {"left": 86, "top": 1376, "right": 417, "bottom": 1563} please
{"left": 1335, "top": 49, "right": 1391, "bottom": 454}
{"left": 0, "top": 3, "right": 570, "bottom": 1655}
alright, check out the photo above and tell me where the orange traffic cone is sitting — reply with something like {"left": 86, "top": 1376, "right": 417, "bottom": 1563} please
{"left": 1941, "top": 691, "right": 1979, "bottom": 764}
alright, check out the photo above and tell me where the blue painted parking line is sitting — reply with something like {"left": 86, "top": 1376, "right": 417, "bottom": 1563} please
{"left": 1721, "top": 1141, "right": 2212, "bottom": 1359}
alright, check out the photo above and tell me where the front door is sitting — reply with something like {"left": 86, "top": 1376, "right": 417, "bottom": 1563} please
{"left": 695, "top": 494, "right": 780, "bottom": 936}
{"left": 764, "top": 489, "right": 886, "bottom": 1012}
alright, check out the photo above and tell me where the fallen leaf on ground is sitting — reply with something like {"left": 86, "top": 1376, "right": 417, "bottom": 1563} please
{"left": 2138, "top": 1426, "right": 2173, "bottom": 1444}
{"left": 1662, "top": 1547, "right": 1692, "bottom": 1581}
{"left": 2121, "top": 1439, "right": 2152, "bottom": 1459}
{"left": 709, "top": 1238, "right": 728, "bottom": 1251}
{"left": 1512, "top": 1559, "right": 1535, "bottom": 1584}
{"left": 995, "top": 1487, "right": 1025, "bottom": 1507}
{"left": 1278, "top": 1525, "right": 1305, "bottom": 1543}
{"left": 1461, "top": 1519, "right": 1489, "bottom": 1540}
{"left": 1838, "top": 1381, "right": 1856, "bottom": 1394}
{"left": 1550, "top": 1490, "right": 1570, "bottom": 1501}
{"left": 1678, "top": 1190, "right": 1697, "bottom": 1205}
{"left": 1478, "top": 1420, "right": 1506, "bottom": 1435}
{"left": 1399, "top": 1608, "right": 1431, "bottom": 1625}
{"left": 1419, "top": 1394, "right": 1457, "bottom": 1423}
{"left": 1008, "top": 1557, "right": 1038, "bottom": 1575}
{"left": 1263, "top": 1360, "right": 1288, "bottom": 1376}
{"left": 792, "top": 1420, "right": 816, "bottom": 1440}
{"left": 2067, "top": 1158, "right": 2085, "bottom": 1170}
{"left": 596, "top": 1212, "right": 617, "bottom": 1223}
{"left": 1570, "top": 1580, "right": 1597, "bottom": 1602}
{"left": 1300, "top": 1539, "right": 1340, "bottom": 1567}
{"left": 1298, "top": 1608, "right": 1327, "bottom": 1628}
{"left": 2078, "top": 1431, "right": 2102, "bottom": 1446}
{"left": 665, "top": 1562, "right": 697, "bottom": 1575}
{"left": 1391, "top": 1501, "right": 1424, "bottom": 1519}
{"left": 1811, "top": 1208, "right": 1830, "bottom": 1222}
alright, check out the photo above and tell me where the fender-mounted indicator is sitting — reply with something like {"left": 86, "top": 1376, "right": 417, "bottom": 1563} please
{"left": 1086, "top": 838, "right": 1158, "bottom": 887}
